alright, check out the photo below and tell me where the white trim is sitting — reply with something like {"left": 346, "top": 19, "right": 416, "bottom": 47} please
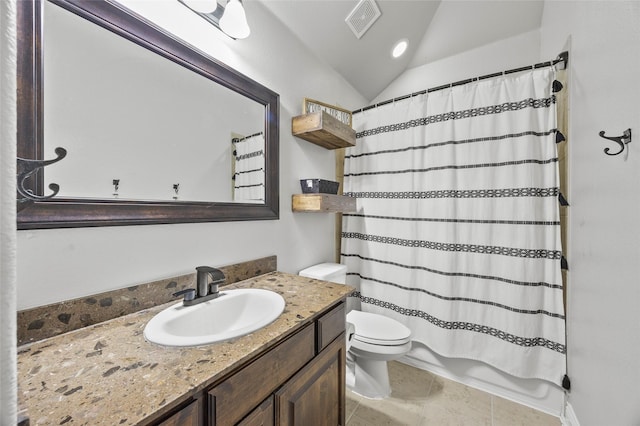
{"left": 561, "top": 401, "right": 580, "bottom": 426}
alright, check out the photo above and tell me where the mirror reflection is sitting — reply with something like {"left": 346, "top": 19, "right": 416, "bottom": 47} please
{"left": 43, "top": 1, "right": 265, "bottom": 203}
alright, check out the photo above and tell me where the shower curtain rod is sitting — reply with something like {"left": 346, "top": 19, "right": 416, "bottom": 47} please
{"left": 352, "top": 51, "right": 569, "bottom": 115}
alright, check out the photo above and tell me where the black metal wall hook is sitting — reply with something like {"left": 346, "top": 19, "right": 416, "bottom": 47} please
{"left": 599, "top": 128, "right": 631, "bottom": 156}
{"left": 17, "top": 147, "right": 67, "bottom": 211}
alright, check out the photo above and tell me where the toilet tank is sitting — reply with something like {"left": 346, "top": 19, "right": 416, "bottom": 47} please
{"left": 299, "top": 263, "right": 347, "bottom": 284}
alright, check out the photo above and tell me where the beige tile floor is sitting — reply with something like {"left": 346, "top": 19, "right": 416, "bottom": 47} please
{"left": 346, "top": 361, "right": 561, "bottom": 426}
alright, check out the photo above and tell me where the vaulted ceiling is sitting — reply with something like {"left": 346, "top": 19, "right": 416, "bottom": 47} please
{"left": 260, "top": 0, "right": 545, "bottom": 101}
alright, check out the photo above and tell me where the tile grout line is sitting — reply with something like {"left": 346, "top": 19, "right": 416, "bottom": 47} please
{"left": 490, "top": 394, "right": 495, "bottom": 426}
{"left": 418, "top": 368, "right": 437, "bottom": 421}
{"left": 345, "top": 390, "right": 360, "bottom": 424}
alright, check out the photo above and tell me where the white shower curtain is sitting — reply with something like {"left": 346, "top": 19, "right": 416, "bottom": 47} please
{"left": 342, "top": 68, "right": 566, "bottom": 385}
{"left": 233, "top": 132, "right": 265, "bottom": 203}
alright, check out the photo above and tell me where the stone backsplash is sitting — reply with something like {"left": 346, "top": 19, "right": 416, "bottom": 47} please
{"left": 17, "top": 255, "right": 277, "bottom": 346}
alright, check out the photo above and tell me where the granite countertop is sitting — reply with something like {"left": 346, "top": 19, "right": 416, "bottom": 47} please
{"left": 17, "top": 272, "right": 353, "bottom": 425}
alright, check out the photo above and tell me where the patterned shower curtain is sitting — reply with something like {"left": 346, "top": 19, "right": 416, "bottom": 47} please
{"left": 341, "top": 68, "right": 566, "bottom": 385}
{"left": 233, "top": 132, "right": 265, "bottom": 203}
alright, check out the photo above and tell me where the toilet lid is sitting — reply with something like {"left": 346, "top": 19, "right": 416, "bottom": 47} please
{"left": 347, "top": 310, "right": 411, "bottom": 345}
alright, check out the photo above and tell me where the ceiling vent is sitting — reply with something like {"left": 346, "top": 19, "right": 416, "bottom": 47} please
{"left": 345, "top": 0, "right": 382, "bottom": 39}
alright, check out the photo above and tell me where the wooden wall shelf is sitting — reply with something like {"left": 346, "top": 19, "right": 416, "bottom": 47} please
{"left": 292, "top": 111, "right": 356, "bottom": 149}
{"left": 292, "top": 194, "right": 356, "bottom": 213}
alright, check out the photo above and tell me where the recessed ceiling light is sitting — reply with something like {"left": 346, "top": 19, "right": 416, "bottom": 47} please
{"left": 391, "top": 39, "right": 408, "bottom": 59}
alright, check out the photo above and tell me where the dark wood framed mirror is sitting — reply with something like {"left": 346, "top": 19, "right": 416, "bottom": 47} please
{"left": 16, "top": 0, "right": 279, "bottom": 229}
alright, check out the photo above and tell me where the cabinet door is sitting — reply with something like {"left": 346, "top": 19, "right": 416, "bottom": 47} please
{"left": 156, "top": 399, "right": 200, "bottom": 426}
{"left": 208, "top": 325, "right": 315, "bottom": 425}
{"left": 238, "top": 396, "right": 274, "bottom": 426}
{"left": 275, "top": 333, "right": 346, "bottom": 426}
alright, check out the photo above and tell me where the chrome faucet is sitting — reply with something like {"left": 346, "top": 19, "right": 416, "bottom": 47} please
{"left": 173, "top": 266, "right": 226, "bottom": 306}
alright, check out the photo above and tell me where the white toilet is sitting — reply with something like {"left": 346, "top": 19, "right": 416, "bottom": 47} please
{"left": 299, "top": 263, "right": 412, "bottom": 399}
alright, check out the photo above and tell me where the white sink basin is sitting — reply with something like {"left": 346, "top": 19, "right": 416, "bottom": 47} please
{"left": 144, "top": 288, "right": 285, "bottom": 347}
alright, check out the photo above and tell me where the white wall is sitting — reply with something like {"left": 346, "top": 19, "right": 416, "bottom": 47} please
{"left": 371, "top": 29, "right": 541, "bottom": 103}
{"left": 16, "top": 0, "right": 366, "bottom": 310}
{"left": 539, "top": 2, "right": 640, "bottom": 425}
{"left": 1, "top": 0, "right": 18, "bottom": 422}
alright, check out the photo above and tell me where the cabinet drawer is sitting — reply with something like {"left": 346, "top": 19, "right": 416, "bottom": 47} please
{"left": 316, "top": 302, "right": 345, "bottom": 352}
{"left": 208, "top": 324, "right": 315, "bottom": 425}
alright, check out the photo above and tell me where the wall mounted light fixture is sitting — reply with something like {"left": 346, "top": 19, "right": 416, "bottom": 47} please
{"left": 179, "top": 0, "right": 250, "bottom": 39}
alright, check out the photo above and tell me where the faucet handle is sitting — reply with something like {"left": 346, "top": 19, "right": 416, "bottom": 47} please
{"left": 209, "top": 281, "right": 221, "bottom": 295}
{"left": 173, "top": 288, "right": 196, "bottom": 302}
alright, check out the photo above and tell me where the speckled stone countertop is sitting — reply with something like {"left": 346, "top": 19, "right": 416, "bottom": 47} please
{"left": 17, "top": 272, "right": 353, "bottom": 425}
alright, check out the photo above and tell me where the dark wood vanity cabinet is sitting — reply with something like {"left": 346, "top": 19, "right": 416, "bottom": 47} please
{"left": 154, "top": 302, "right": 346, "bottom": 426}
{"left": 156, "top": 399, "right": 201, "bottom": 426}
{"left": 237, "top": 397, "right": 274, "bottom": 426}
{"left": 274, "top": 335, "right": 345, "bottom": 425}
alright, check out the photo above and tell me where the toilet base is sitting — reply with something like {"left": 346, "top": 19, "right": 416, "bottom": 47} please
{"left": 347, "top": 354, "right": 392, "bottom": 399}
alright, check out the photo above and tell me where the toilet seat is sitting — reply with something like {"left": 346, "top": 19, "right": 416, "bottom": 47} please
{"left": 354, "top": 335, "right": 411, "bottom": 346}
{"left": 350, "top": 338, "right": 412, "bottom": 358}
{"left": 347, "top": 310, "right": 411, "bottom": 346}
